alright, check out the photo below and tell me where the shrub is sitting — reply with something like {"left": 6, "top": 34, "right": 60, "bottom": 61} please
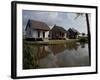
{"left": 25, "top": 38, "right": 43, "bottom": 41}
{"left": 36, "top": 38, "right": 43, "bottom": 41}
{"left": 25, "top": 38, "right": 35, "bottom": 41}
{"left": 78, "top": 38, "right": 87, "bottom": 42}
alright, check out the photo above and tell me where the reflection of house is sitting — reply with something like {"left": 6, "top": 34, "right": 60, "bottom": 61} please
{"left": 25, "top": 20, "right": 50, "bottom": 40}
{"left": 49, "top": 42, "right": 79, "bottom": 54}
{"left": 49, "top": 25, "right": 67, "bottom": 40}
{"left": 49, "top": 44, "right": 66, "bottom": 54}
{"left": 67, "top": 28, "right": 79, "bottom": 39}
{"left": 36, "top": 46, "right": 49, "bottom": 59}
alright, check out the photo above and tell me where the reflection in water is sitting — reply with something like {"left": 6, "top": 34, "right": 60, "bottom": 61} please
{"left": 80, "top": 42, "right": 85, "bottom": 48}
{"left": 23, "top": 42, "right": 90, "bottom": 69}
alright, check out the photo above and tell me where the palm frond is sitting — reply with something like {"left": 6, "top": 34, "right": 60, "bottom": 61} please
{"left": 74, "top": 13, "right": 83, "bottom": 19}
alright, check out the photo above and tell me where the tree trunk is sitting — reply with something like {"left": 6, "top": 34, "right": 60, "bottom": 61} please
{"left": 85, "top": 13, "right": 90, "bottom": 40}
{"left": 85, "top": 13, "right": 91, "bottom": 65}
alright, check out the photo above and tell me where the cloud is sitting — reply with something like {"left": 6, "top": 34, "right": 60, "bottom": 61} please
{"left": 23, "top": 10, "right": 90, "bottom": 34}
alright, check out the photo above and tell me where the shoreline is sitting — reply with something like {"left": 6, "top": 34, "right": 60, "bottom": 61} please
{"left": 23, "top": 39, "right": 79, "bottom": 45}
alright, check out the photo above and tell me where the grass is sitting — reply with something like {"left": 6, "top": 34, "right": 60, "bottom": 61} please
{"left": 23, "top": 39, "right": 78, "bottom": 45}
{"left": 23, "top": 43, "right": 40, "bottom": 69}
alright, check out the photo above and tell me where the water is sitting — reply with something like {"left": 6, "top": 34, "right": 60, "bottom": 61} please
{"left": 23, "top": 42, "right": 90, "bottom": 69}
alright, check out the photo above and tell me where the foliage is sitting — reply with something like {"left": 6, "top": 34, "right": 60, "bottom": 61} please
{"left": 78, "top": 37, "right": 88, "bottom": 42}
{"left": 23, "top": 43, "right": 39, "bottom": 69}
{"left": 82, "top": 33, "right": 85, "bottom": 36}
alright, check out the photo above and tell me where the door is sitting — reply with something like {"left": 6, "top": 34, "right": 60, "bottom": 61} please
{"left": 43, "top": 32, "right": 45, "bottom": 38}
{"left": 38, "top": 31, "right": 40, "bottom": 38}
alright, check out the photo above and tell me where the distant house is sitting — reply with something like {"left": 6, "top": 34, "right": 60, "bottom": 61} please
{"left": 78, "top": 33, "right": 87, "bottom": 38}
{"left": 25, "top": 20, "right": 50, "bottom": 40}
{"left": 49, "top": 25, "right": 67, "bottom": 40}
{"left": 67, "top": 28, "right": 79, "bottom": 39}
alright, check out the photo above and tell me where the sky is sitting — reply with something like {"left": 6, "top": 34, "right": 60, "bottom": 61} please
{"left": 23, "top": 10, "right": 90, "bottom": 34}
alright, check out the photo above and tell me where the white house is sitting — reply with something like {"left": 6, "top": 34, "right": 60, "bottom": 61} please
{"left": 78, "top": 33, "right": 87, "bottom": 38}
{"left": 25, "top": 20, "right": 50, "bottom": 40}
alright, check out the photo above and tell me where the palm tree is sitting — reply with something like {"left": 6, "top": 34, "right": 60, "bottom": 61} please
{"left": 85, "top": 13, "right": 91, "bottom": 40}
{"left": 75, "top": 13, "right": 91, "bottom": 61}
{"left": 75, "top": 13, "right": 91, "bottom": 41}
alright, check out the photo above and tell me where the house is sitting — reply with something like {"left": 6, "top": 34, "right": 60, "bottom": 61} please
{"left": 78, "top": 33, "right": 88, "bottom": 38}
{"left": 67, "top": 28, "right": 79, "bottom": 39}
{"left": 49, "top": 25, "right": 67, "bottom": 40}
{"left": 25, "top": 19, "right": 50, "bottom": 41}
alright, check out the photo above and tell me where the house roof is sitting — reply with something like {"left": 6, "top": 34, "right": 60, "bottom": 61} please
{"left": 26, "top": 20, "right": 50, "bottom": 31}
{"left": 67, "top": 28, "right": 79, "bottom": 34}
{"left": 51, "top": 25, "right": 67, "bottom": 33}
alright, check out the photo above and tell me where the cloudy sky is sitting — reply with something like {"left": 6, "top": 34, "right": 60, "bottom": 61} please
{"left": 23, "top": 10, "right": 90, "bottom": 34}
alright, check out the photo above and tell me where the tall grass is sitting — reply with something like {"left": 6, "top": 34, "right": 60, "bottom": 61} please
{"left": 23, "top": 43, "right": 39, "bottom": 69}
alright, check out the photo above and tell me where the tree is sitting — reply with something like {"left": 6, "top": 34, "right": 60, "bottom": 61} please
{"left": 75, "top": 13, "right": 90, "bottom": 40}
{"left": 82, "top": 33, "right": 85, "bottom": 37}
{"left": 85, "top": 13, "right": 90, "bottom": 40}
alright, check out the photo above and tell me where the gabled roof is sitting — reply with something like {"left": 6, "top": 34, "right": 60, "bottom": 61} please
{"left": 67, "top": 28, "right": 79, "bottom": 33}
{"left": 51, "top": 25, "right": 67, "bottom": 33}
{"left": 25, "top": 19, "right": 50, "bottom": 31}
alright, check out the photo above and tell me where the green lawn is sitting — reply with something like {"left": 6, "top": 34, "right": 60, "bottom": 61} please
{"left": 23, "top": 39, "right": 78, "bottom": 45}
